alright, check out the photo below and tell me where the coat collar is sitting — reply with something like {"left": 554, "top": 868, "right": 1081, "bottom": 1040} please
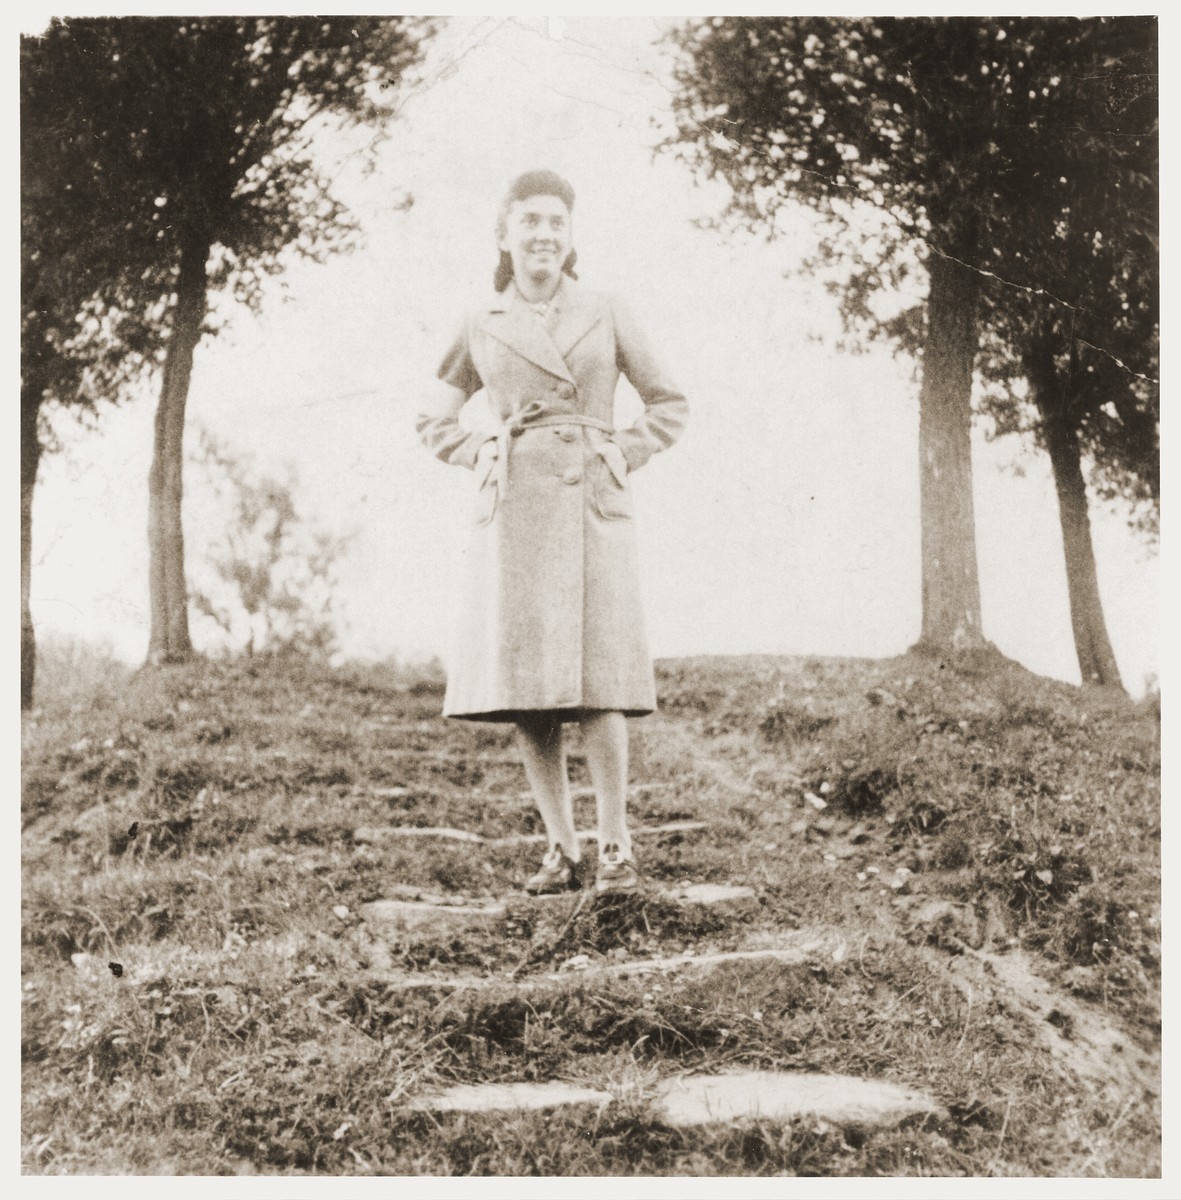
{"left": 478, "top": 277, "right": 602, "bottom": 383}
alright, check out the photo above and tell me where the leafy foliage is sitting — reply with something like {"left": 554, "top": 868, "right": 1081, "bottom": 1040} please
{"left": 663, "top": 19, "right": 989, "bottom": 343}
{"left": 22, "top": 33, "right": 161, "bottom": 426}
{"left": 970, "top": 22, "right": 1158, "bottom": 533}
{"left": 22, "top": 15, "right": 434, "bottom": 389}
{"left": 663, "top": 17, "right": 1157, "bottom": 520}
{"left": 188, "top": 428, "right": 351, "bottom": 658}
{"left": 21, "top": 15, "right": 436, "bottom": 668}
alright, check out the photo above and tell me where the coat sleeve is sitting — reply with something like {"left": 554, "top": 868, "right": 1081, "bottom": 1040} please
{"left": 610, "top": 295, "right": 689, "bottom": 472}
{"left": 415, "top": 318, "right": 487, "bottom": 469}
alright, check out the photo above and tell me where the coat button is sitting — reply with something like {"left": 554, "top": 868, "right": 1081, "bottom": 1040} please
{"left": 562, "top": 467, "right": 582, "bottom": 485}
{"left": 555, "top": 381, "right": 575, "bottom": 400}
{"left": 557, "top": 428, "right": 576, "bottom": 442}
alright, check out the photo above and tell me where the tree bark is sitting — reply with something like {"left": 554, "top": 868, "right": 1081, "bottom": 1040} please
{"left": 1030, "top": 328, "right": 1125, "bottom": 691}
{"left": 21, "top": 387, "right": 41, "bottom": 709}
{"left": 915, "top": 250, "right": 986, "bottom": 652}
{"left": 147, "top": 227, "right": 209, "bottom": 663}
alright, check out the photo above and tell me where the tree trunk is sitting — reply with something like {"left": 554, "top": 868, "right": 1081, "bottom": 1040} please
{"left": 21, "top": 387, "right": 41, "bottom": 709}
{"left": 147, "top": 227, "right": 209, "bottom": 664}
{"left": 915, "top": 251, "right": 986, "bottom": 652}
{"left": 1030, "top": 329, "right": 1125, "bottom": 691}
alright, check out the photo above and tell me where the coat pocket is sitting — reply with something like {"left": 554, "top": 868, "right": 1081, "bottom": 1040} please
{"left": 592, "top": 442, "right": 632, "bottom": 521}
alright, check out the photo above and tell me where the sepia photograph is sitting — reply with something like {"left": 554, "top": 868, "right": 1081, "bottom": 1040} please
{"left": 20, "top": 11, "right": 1161, "bottom": 1183}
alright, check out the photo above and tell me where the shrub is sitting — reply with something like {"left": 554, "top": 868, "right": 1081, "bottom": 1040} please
{"left": 31, "top": 635, "right": 134, "bottom": 713}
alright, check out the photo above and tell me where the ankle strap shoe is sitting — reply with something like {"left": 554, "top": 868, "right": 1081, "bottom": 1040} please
{"left": 595, "top": 843, "right": 640, "bottom": 895}
{"left": 524, "top": 844, "right": 582, "bottom": 895}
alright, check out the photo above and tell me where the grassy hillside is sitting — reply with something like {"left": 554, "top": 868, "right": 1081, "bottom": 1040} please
{"left": 21, "top": 643, "right": 1160, "bottom": 1176}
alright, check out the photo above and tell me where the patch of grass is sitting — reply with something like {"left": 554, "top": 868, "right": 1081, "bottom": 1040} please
{"left": 758, "top": 697, "right": 837, "bottom": 744}
{"left": 22, "top": 650, "right": 1159, "bottom": 1176}
{"left": 28, "top": 636, "right": 136, "bottom": 714}
{"left": 660, "top": 654, "right": 1159, "bottom": 1025}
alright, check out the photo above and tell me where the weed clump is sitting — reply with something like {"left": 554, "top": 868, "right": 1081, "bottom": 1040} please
{"left": 802, "top": 726, "right": 911, "bottom": 817}
{"left": 152, "top": 759, "right": 210, "bottom": 808}
{"left": 823, "top": 765, "right": 897, "bottom": 815}
{"left": 758, "top": 699, "right": 836, "bottom": 744}
{"left": 895, "top": 797, "right": 949, "bottom": 835}
{"left": 23, "top": 884, "right": 188, "bottom": 962}
{"left": 984, "top": 832, "right": 1092, "bottom": 919}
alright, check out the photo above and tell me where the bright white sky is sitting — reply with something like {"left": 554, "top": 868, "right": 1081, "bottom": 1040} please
{"left": 30, "top": 14, "right": 1159, "bottom": 693}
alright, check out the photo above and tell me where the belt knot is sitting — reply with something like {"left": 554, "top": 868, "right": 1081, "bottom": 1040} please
{"left": 490, "top": 404, "right": 614, "bottom": 492}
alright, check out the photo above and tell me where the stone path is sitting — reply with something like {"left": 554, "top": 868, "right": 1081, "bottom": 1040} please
{"left": 357, "top": 880, "right": 756, "bottom": 936}
{"left": 352, "top": 818, "right": 709, "bottom": 848}
{"left": 656, "top": 1070, "right": 944, "bottom": 1127}
{"left": 366, "top": 781, "right": 677, "bottom": 806}
{"left": 359, "top": 898, "right": 507, "bottom": 932}
{"left": 361, "top": 930, "right": 848, "bottom": 995}
{"left": 410, "top": 1080, "right": 612, "bottom": 1115}
{"left": 413, "top": 1069, "right": 944, "bottom": 1129}
{"left": 664, "top": 882, "right": 756, "bottom": 907}
{"left": 351, "top": 769, "right": 1157, "bottom": 1145}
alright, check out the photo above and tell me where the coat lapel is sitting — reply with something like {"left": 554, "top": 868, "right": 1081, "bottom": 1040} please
{"left": 477, "top": 287, "right": 574, "bottom": 384}
{"left": 549, "top": 277, "right": 603, "bottom": 362}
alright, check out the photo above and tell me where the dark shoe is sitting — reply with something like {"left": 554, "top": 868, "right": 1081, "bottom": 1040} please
{"left": 595, "top": 844, "right": 640, "bottom": 895}
{"left": 524, "top": 844, "right": 582, "bottom": 895}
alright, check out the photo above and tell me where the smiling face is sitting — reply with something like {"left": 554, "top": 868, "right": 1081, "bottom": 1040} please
{"left": 497, "top": 192, "right": 573, "bottom": 291}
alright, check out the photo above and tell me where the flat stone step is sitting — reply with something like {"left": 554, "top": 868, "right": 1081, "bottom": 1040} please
{"left": 359, "top": 899, "right": 506, "bottom": 931}
{"left": 410, "top": 1080, "right": 612, "bottom": 1114}
{"left": 367, "top": 781, "right": 680, "bottom": 809}
{"left": 653, "top": 1070, "right": 944, "bottom": 1127}
{"left": 374, "top": 930, "right": 846, "bottom": 992}
{"left": 524, "top": 881, "right": 755, "bottom": 911}
{"left": 490, "top": 821, "right": 710, "bottom": 848}
{"left": 409, "top": 1069, "right": 942, "bottom": 1129}
{"left": 663, "top": 883, "right": 757, "bottom": 908}
{"left": 353, "top": 819, "right": 709, "bottom": 847}
{"left": 354, "top": 825, "right": 486, "bottom": 845}
{"left": 598, "top": 939, "right": 838, "bottom": 982}
{"left": 358, "top": 876, "right": 748, "bottom": 934}
{"left": 366, "top": 780, "right": 679, "bottom": 805}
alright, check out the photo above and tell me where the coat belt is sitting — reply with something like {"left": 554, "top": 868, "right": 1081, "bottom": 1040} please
{"left": 489, "top": 402, "right": 614, "bottom": 492}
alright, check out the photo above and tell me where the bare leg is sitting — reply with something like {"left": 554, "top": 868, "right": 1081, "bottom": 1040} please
{"left": 581, "top": 710, "right": 631, "bottom": 859}
{"left": 515, "top": 714, "right": 579, "bottom": 861}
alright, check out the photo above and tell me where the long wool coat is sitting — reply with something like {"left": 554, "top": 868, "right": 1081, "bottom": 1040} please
{"left": 416, "top": 276, "right": 688, "bottom": 722}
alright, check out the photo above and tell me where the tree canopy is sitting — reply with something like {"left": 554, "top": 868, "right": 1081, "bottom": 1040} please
{"left": 970, "top": 19, "right": 1158, "bottom": 533}
{"left": 20, "top": 16, "right": 436, "bottom": 693}
{"left": 663, "top": 16, "right": 1157, "bottom": 517}
{"left": 662, "top": 16, "right": 1157, "bottom": 680}
{"left": 23, "top": 16, "right": 434, "bottom": 369}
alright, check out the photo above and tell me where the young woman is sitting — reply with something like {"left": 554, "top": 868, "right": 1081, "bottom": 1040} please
{"left": 416, "top": 169, "right": 687, "bottom": 896}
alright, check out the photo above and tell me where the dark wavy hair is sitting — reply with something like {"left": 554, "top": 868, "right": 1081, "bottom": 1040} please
{"left": 494, "top": 169, "right": 578, "bottom": 292}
